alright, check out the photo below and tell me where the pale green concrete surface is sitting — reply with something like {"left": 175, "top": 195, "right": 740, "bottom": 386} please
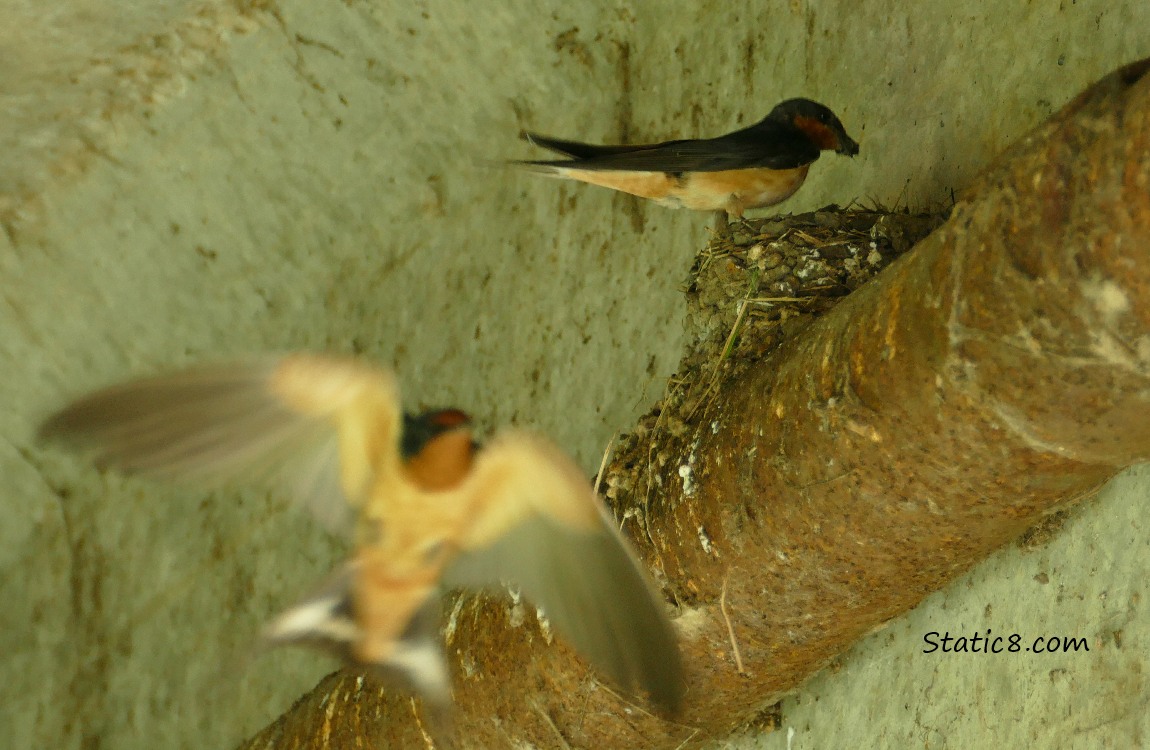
{"left": 1, "top": 1, "right": 1148, "bottom": 748}
{"left": 711, "top": 465, "right": 1150, "bottom": 750}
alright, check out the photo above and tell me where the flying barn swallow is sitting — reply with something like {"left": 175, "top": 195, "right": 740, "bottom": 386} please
{"left": 516, "top": 98, "right": 859, "bottom": 218}
{"left": 39, "top": 354, "right": 684, "bottom": 718}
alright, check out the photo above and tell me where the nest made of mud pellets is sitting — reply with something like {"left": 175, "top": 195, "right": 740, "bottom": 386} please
{"left": 683, "top": 207, "right": 945, "bottom": 374}
{"left": 602, "top": 206, "right": 946, "bottom": 544}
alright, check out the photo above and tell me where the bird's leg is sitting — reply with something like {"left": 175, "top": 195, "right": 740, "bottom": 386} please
{"left": 711, "top": 209, "right": 734, "bottom": 240}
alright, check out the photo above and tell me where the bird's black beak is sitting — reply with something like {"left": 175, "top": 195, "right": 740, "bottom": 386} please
{"left": 838, "top": 135, "right": 860, "bottom": 157}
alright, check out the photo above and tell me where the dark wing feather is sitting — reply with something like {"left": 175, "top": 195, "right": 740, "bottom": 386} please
{"left": 521, "top": 132, "right": 651, "bottom": 160}
{"left": 520, "top": 120, "right": 819, "bottom": 173}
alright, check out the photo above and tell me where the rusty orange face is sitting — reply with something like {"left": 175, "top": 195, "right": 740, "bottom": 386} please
{"left": 793, "top": 114, "right": 847, "bottom": 152}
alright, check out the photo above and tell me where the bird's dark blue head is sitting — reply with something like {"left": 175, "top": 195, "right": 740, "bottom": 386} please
{"left": 767, "top": 98, "right": 860, "bottom": 156}
{"left": 401, "top": 408, "right": 473, "bottom": 460}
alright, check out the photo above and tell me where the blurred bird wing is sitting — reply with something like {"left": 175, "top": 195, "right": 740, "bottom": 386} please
{"left": 520, "top": 121, "right": 819, "bottom": 173}
{"left": 39, "top": 354, "right": 402, "bottom": 531}
{"left": 441, "top": 431, "right": 684, "bottom": 712}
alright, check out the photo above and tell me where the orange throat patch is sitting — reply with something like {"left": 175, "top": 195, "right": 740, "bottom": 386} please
{"left": 402, "top": 430, "right": 474, "bottom": 491}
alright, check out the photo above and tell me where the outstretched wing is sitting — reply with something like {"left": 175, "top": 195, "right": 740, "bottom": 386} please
{"left": 441, "top": 431, "right": 684, "bottom": 713}
{"left": 38, "top": 353, "right": 401, "bottom": 531}
{"left": 518, "top": 120, "right": 819, "bottom": 173}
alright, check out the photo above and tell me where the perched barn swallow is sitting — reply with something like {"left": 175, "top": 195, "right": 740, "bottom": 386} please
{"left": 39, "top": 354, "right": 684, "bottom": 716}
{"left": 517, "top": 98, "right": 859, "bottom": 218}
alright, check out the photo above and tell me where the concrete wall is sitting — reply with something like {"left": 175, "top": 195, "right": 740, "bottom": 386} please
{"left": 3, "top": 1, "right": 1147, "bottom": 748}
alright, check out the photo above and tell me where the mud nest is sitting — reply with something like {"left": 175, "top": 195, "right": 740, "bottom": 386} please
{"left": 683, "top": 208, "right": 945, "bottom": 375}
{"left": 601, "top": 206, "right": 947, "bottom": 589}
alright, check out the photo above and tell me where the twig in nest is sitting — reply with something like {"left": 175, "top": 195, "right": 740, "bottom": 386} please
{"left": 689, "top": 244, "right": 733, "bottom": 283}
{"left": 686, "top": 298, "right": 750, "bottom": 421}
{"left": 533, "top": 699, "right": 574, "bottom": 750}
{"left": 790, "top": 229, "right": 823, "bottom": 246}
{"left": 747, "top": 296, "right": 816, "bottom": 304}
{"left": 411, "top": 698, "right": 436, "bottom": 749}
{"left": 638, "top": 377, "right": 690, "bottom": 583}
{"left": 597, "top": 682, "right": 701, "bottom": 735}
{"left": 672, "top": 729, "right": 702, "bottom": 750}
{"left": 720, "top": 571, "right": 746, "bottom": 675}
{"left": 593, "top": 431, "right": 617, "bottom": 500}
{"left": 596, "top": 682, "right": 659, "bottom": 722}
